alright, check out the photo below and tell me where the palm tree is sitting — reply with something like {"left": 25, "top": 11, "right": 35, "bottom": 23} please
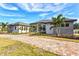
{"left": 30, "top": 25, "right": 37, "bottom": 32}
{"left": 38, "top": 24, "right": 43, "bottom": 32}
{"left": 1, "top": 22, "right": 8, "bottom": 32}
{"left": 51, "top": 14, "right": 65, "bottom": 36}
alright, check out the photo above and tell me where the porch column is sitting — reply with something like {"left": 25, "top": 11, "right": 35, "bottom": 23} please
{"left": 36, "top": 24, "right": 39, "bottom": 32}
{"left": 27, "top": 27, "right": 30, "bottom": 32}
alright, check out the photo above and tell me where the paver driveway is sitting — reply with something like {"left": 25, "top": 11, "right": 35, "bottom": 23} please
{"left": 0, "top": 34, "right": 79, "bottom": 56}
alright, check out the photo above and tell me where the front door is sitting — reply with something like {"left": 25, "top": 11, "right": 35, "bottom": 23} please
{"left": 42, "top": 25, "right": 46, "bottom": 33}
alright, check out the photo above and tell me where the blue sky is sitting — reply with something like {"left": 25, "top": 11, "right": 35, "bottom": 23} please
{"left": 0, "top": 3, "right": 79, "bottom": 24}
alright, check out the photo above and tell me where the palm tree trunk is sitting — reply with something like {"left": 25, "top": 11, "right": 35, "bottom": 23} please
{"left": 57, "top": 27, "right": 59, "bottom": 36}
{"left": 57, "top": 27, "right": 60, "bottom": 36}
{"left": 55, "top": 27, "right": 58, "bottom": 36}
{"left": 55, "top": 27, "right": 60, "bottom": 37}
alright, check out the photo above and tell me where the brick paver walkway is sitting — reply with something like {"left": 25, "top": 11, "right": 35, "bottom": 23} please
{"left": 0, "top": 34, "right": 79, "bottom": 56}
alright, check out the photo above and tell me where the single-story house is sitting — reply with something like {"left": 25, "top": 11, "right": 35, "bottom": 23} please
{"left": 31, "top": 18, "right": 77, "bottom": 36}
{"left": 74, "top": 28, "right": 79, "bottom": 36}
{"left": 73, "top": 24, "right": 79, "bottom": 35}
{"left": 8, "top": 22, "right": 30, "bottom": 33}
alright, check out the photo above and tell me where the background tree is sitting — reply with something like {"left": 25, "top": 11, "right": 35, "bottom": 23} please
{"left": 38, "top": 24, "right": 43, "bottom": 32}
{"left": 74, "top": 23, "right": 79, "bottom": 29}
{"left": 1, "top": 22, "right": 8, "bottom": 32}
{"left": 30, "top": 24, "right": 37, "bottom": 32}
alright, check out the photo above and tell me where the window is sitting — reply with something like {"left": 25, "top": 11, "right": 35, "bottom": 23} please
{"left": 42, "top": 25, "right": 46, "bottom": 31}
{"left": 22, "top": 26, "right": 24, "bottom": 30}
{"left": 24, "top": 27, "right": 26, "bottom": 30}
{"left": 66, "top": 23, "right": 69, "bottom": 27}
{"left": 15, "top": 26, "right": 16, "bottom": 30}
{"left": 61, "top": 24, "right": 64, "bottom": 27}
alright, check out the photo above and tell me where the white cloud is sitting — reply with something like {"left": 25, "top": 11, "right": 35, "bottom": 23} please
{"left": 52, "top": 9, "right": 74, "bottom": 17}
{"left": 67, "top": 12, "right": 74, "bottom": 15}
{"left": 52, "top": 12, "right": 62, "bottom": 17}
{"left": 77, "top": 19, "right": 79, "bottom": 23}
{"left": 39, "top": 13, "right": 49, "bottom": 17}
{"left": 0, "top": 3, "right": 18, "bottom": 10}
{"left": 17, "top": 3, "right": 31, "bottom": 11}
{"left": 53, "top": 3, "right": 62, "bottom": 5}
{"left": 62, "top": 10, "right": 74, "bottom": 15}
{"left": 0, "top": 13, "right": 24, "bottom": 17}
{"left": 18, "top": 3, "right": 67, "bottom": 12}
{"left": 10, "top": 19, "right": 30, "bottom": 23}
{"left": 38, "top": 12, "right": 54, "bottom": 20}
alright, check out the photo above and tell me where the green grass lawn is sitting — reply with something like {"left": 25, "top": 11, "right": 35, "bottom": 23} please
{"left": 0, "top": 38, "right": 58, "bottom": 56}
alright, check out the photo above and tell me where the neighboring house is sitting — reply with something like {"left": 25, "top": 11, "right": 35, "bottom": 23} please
{"left": 31, "top": 19, "right": 77, "bottom": 36}
{"left": 74, "top": 29, "right": 79, "bottom": 35}
{"left": 8, "top": 22, "right": 30, "bottom": 33}
{"left": 73, "top": 23, "right": 79, "bottom": 35}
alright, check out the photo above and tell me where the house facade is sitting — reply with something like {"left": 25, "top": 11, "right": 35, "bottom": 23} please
{"left": 8, "top": 22, "right": 30, "bottom": 33}
{"left": 31, "top": 19, "right": 77, "bottom": 36}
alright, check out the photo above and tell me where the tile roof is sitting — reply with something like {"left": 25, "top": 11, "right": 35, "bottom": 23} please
{"left": 9, "top": 22, "right": 29, "bottom": 26}
{"left": 33, "top": 18, "right": 77, "bottom": 24}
